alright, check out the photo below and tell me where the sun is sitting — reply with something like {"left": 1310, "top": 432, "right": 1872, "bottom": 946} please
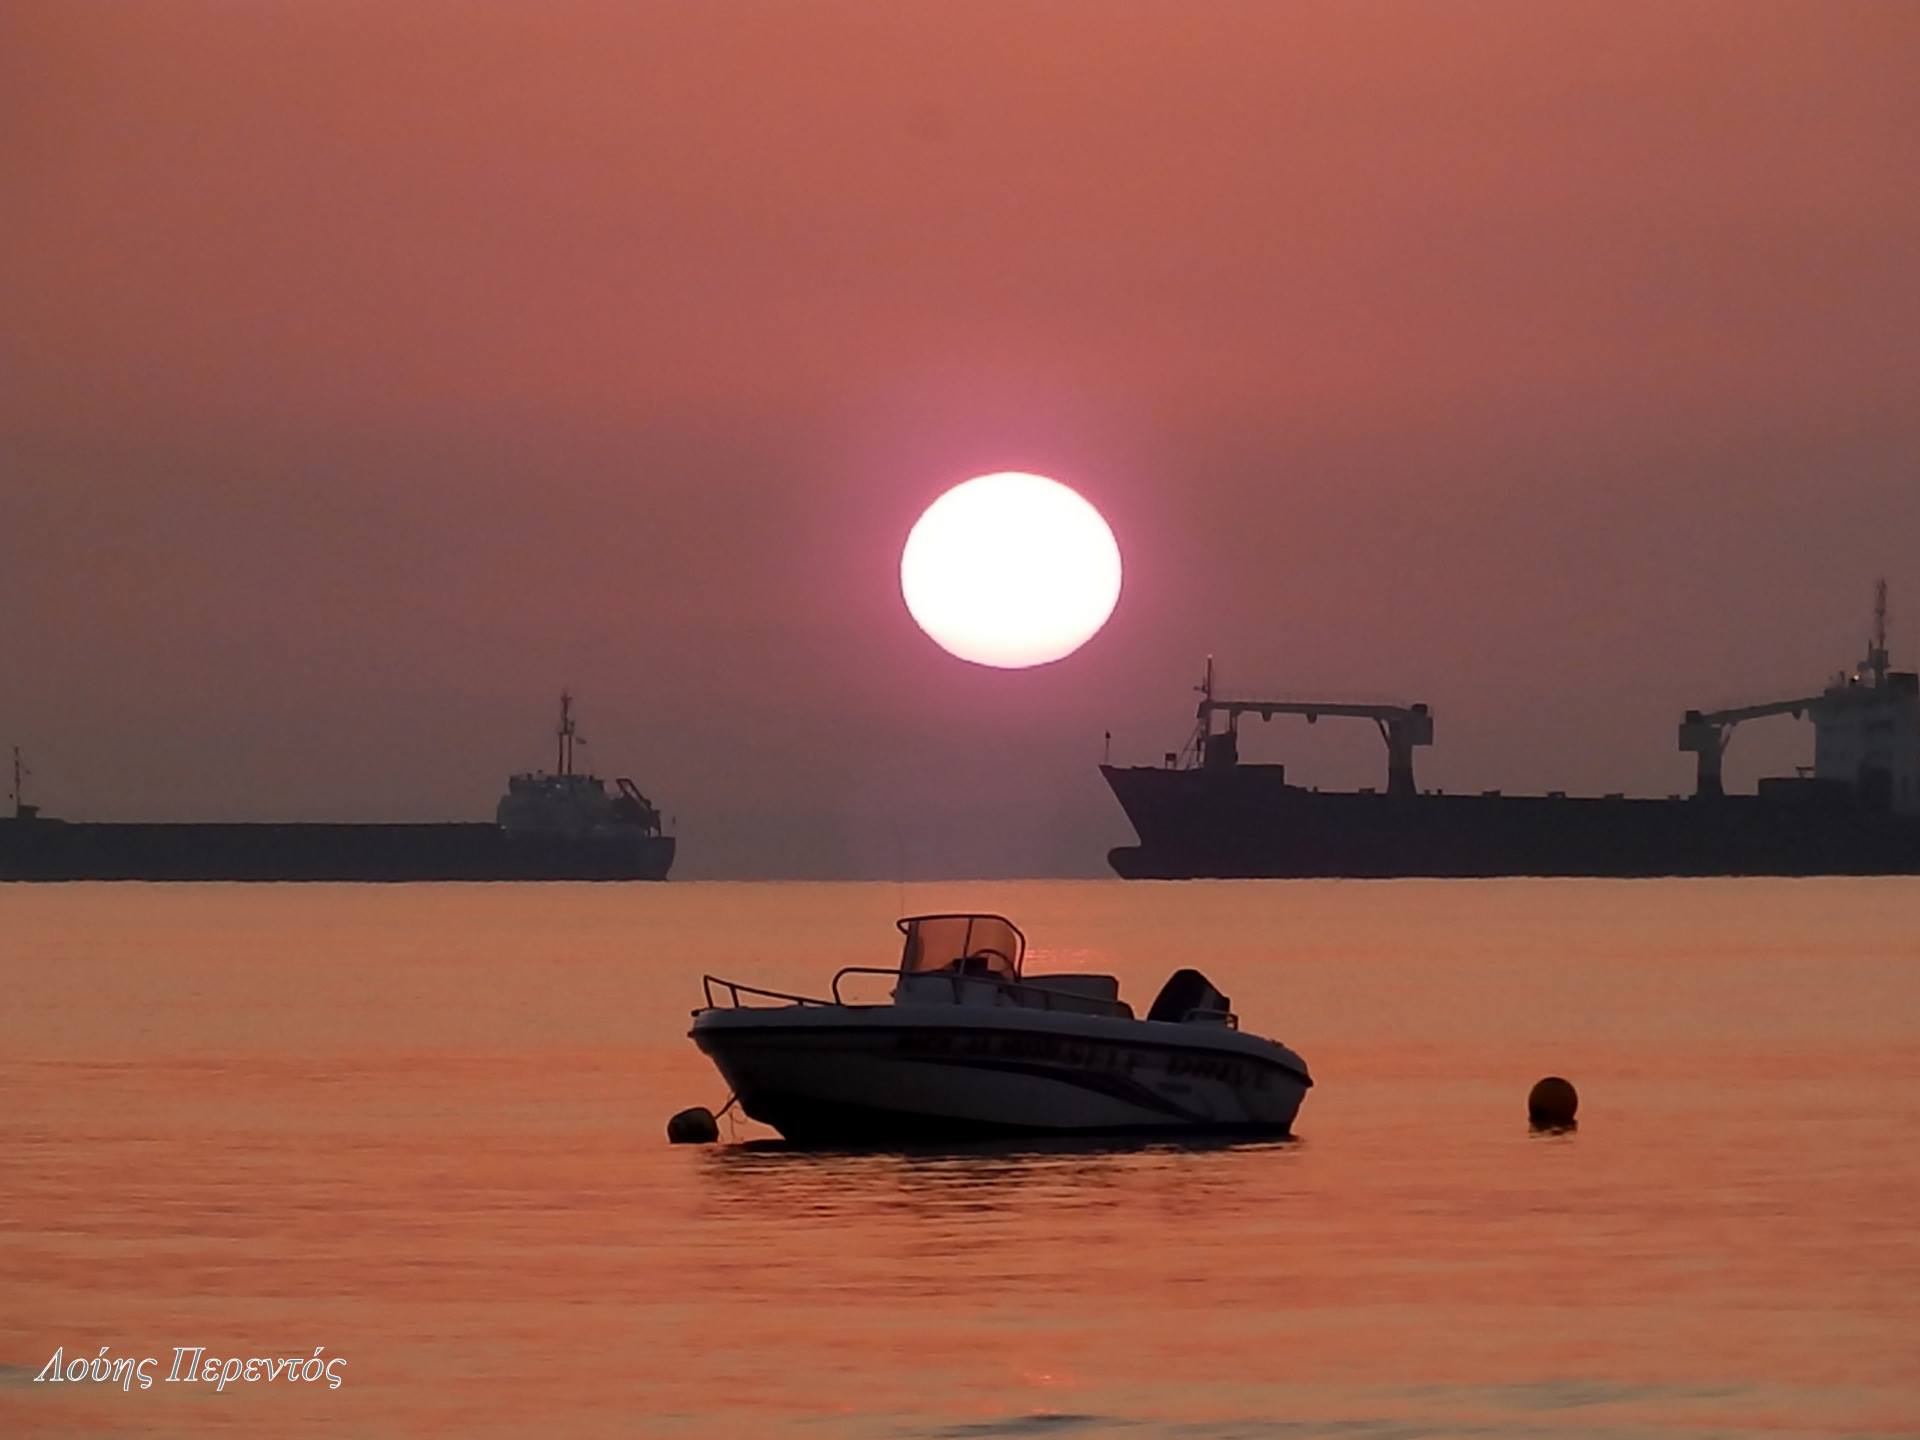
{"left": 900, "top": 472, "right": 1122, "bottom": 669}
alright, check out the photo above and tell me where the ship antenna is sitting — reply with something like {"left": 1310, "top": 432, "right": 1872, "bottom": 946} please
{"left": 557, "top": 691, "right": 575, "bottom": 776}
{"left": 1870, "top": 577, "right": 1889, "bottom": 686}
{"left": 1193, "top": 654, "right": 1214, "bottom": 719}
{"left": 1183, "top": 655, "right": 1217, "bottom": 768}
{"left": 9, "top": 746, "right": 18, "bottom": 812}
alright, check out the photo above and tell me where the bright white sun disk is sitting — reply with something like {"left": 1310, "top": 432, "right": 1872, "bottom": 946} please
{"left": 900, "top": 472, "right": 1122, "bottom": 668}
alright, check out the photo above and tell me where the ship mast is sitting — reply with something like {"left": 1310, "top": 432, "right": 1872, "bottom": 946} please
{"left": 1185, "top": 656, "right": 1217, "bottom": 767}
{"left": 556, "top": 692, "right": 576, "bottom": 777}
{"left": 1868, "top": 577, "right": 1889, "bottom": 688}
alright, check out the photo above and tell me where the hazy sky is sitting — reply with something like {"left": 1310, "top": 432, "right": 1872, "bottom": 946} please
{"left": 4, "top": 2, "right": 1917, "bottom": 876}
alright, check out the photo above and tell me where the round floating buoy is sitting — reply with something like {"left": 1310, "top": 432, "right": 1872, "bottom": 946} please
{"left": 667, "top": 1106, "right": 720, "bottom": 1144}
{"left": 1528, "top": 1076, "right": 1578, "bottom": 1130}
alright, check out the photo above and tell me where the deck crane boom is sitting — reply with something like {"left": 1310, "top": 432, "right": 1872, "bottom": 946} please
{"left": 1190, "top": 658, "right": 1433, "bottom": 796}
{"left": 1677, "top": 696, "right": 1825, "bottom": 798}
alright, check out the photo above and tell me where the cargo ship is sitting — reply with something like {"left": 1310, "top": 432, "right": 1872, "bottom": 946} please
{"left": 1, "top": 695, "right": 675, "bottom": 881}
{"left": 1102, "top": 585, "right": 1920, "bottom": 879}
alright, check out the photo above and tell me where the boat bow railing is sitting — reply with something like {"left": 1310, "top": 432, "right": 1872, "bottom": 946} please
{"left": 700, "top": 975, "right": 834, "bottom": 1010}
{"left": 701, "top": 968, "right": 1229, "bottom": 1026}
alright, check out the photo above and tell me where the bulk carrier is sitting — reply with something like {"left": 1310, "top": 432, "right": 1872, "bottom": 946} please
{"left": 1, "top": 695, "right": 674, "bottom": 882}
{"left": 1102, "top": 585, "right": 1920, "bottom": 879}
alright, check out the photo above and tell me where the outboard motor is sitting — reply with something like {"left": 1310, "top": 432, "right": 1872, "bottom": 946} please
{"left": 1147, "top": 968, "right": 1233, "bottom": 1024}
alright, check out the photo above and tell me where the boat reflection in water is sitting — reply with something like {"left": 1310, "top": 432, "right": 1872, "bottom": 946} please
{"left": 690, "top": 912, "right": 1312, "bottom": 1145}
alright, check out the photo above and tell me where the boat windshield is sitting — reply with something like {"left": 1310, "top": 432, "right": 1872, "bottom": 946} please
{"left": 896, "top": 914, "right": 1025, "bottom": 981}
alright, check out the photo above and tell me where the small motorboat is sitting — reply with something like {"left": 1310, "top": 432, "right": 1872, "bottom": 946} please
{"left": 689, "top": 912, "right": 1312, "bottom": 1143}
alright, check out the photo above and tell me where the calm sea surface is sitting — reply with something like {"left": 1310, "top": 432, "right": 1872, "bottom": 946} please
{"left": 4, "top": 879, "right": 1918, "bottom": 1438}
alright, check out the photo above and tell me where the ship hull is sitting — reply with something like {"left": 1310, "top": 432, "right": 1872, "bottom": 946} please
{"left": 1102, "top": 765, "right": 1920, "bottom": 879}
{"left": 0, "top": 820, "right": 674, "bottom": 882}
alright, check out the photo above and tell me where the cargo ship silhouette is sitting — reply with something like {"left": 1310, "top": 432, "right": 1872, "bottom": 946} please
{"left": 1, "top": 694, "right": 674, "bottom": 882}
{"left": 1103, "top": 584, "right": 1920, "bottom": 879}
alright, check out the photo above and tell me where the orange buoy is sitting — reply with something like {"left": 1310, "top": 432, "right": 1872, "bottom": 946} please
{"left": 1527, "top": 1076, "right": 1578, "bottom": 1129}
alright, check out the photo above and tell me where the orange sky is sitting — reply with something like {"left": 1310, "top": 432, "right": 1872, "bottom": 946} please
{"left": 4, "top": 2, "right": 1918, "bottom": 876}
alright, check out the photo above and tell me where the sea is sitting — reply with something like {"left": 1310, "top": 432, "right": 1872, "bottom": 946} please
{"left": 3, "top": 878, "right": 1918, "bottom": 1439}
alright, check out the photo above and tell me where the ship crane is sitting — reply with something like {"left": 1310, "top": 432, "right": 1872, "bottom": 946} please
{"left": 1681, "top": 580, "right": 1899, "bottom": 799}
{"left": 1191, "top": 659, "right": 1434, "bottom": 797}
{"left": 1677, "top": 696, "right": 1824, "bottom": 798}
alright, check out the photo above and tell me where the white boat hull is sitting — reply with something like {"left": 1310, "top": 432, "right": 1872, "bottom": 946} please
{"left": 692, "top": 1004, "right": 1311, "bottom": 1143}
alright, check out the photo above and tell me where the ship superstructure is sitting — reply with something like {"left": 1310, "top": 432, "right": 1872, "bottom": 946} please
{"left": 496, "top": 691, "right": 670, "bottom": 839}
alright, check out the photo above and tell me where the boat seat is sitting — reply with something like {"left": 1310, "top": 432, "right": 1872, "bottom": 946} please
{"left": 1013, "top": 973, "right": 1131, "bottom": 1017}
{"left": 894, "top": 966, "right": 1007, "bottom": 1007}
